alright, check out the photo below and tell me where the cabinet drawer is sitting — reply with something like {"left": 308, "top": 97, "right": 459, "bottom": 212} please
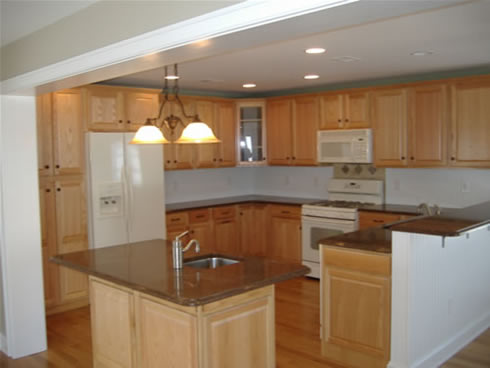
{"left": 359, "top": 211, "right": 401, "bottom": 229}
{"left": 189, "top": 208, "right": 210, "bottom": 224}
{"left": 269, "top": 204, "right": 301, "bottom": 219}
{"left": 323, "top": 247, "right": 391, "bottom": 276}
{"left": 213, "top": 206, "right": 236, "bottom": 220}
{"left": 166, "top": 211, "right": 188, "bottom": 228}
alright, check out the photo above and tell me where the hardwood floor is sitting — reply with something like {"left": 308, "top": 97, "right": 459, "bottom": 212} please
{"left": 1, "top": 277, "right": 489, "bottom": 367}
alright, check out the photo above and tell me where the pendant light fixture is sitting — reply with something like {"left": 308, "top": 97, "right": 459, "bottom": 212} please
{"left": 130, "top": 64, "right": 220, "bottom": 144}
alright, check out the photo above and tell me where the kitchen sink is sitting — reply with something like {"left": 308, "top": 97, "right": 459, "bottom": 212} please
{"left": 184, "top": 255, "right": 241, "bottom": 269}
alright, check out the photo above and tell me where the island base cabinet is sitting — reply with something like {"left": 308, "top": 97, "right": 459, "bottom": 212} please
{"left": 321, "top": 247, "right": 391, "bottom": 368}
{"left": 89, "top": 277, "right": 275, "bottom": 368}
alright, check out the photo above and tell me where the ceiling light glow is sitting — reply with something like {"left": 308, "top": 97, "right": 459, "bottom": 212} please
{"left": 410, "top": 51, "right": 433, "bottom": 56}
{"left": 243, "top": 83, "right": 256, "bottom": 88}
{"left": 305, "top": 48, "right": 326, "bottom": 54}
{"left": 304, "top": 74, "right": 319, "bottom": 80}
{"left": 165, "top": 75, "right": 179, "bottom": 80}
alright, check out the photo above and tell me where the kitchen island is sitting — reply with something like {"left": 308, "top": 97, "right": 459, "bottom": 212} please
{"left": 52, "top": 239, "right": 309, "bottom": 368}
{"left": 319, "top": 200, "right": 490, "bottom": 368}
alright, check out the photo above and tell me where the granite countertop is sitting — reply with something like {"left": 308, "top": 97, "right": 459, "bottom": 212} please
{"left": 358, "top": 203, "right": 421, "bottom": 215}
{"left": 389, "top": 200, "right": 490, "bottom": 236}
{"left": 51, "top": 239, "right": 309, "bottom": 306}
{"left": 166, "top": 195, "right": 323, "bottom": 212}
{"left": 320, "top": 227, "right": 392, "bottom": 254}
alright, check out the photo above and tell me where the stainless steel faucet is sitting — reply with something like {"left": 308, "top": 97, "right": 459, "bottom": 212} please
{"left": 172, "top": 230, "right": 200, "bottom": 269}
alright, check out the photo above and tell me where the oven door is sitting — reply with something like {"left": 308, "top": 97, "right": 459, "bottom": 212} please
{"left": 301, "top": 216, "right": 357, "bottom": 277}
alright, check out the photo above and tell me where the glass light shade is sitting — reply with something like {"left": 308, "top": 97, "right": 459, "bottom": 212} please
{"left": 130, "top": 125, "right": 169, "bottom": 144}
{"left": 175, "top": 122, "right": 220, "bottom": 144}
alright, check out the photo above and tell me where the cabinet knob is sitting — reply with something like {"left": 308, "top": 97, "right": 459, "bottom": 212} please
{"left": 292, "top": 156, "right": 296, "bottom": 160}
{"left": 451, "top": 157, "right": 455, "bottom": 161}
{"left": 118, "top": 120, "right": 123, "bottom": 124}
{"left": 401, "top": 156, "right": 406, "bottom": 160}
{"left": 55, "top": 164, "right": 60, "bottom": 169}
{"left": 410, "top": 156, "right": 414, "bottom": 160}
{"left": 219, "top": 158, "right": 223, "bottom": 162}
{"left": 174, "top": 160, "right": 177, "bottom": 163}
{"left": 46, "top": 189, "right": 51, "bottom": 193}
{"left": 127, "top": 120, "right": 131, "bottom": 124}
{"left": 44, "top": 165, "right": 50, "bottom": 169}
{"left": 166, "top": 160, "right": 171, "bottom": 164}
{"left": 213, "top": 158, "right": 217, "bottom": 162}
{"left": 286, "top": 157, "right": 290, "bottom": 160}
{"left": 263, "top": 157, "right": 266, "bottom": 161}
{"left": 345, "top": 118, "right": 349, "bottom": 122}
{"left": 56, "top": 188, "right": 61, "bottom": 192}
{"left": 337, "top": 119, "right": 342, "bottom": 123}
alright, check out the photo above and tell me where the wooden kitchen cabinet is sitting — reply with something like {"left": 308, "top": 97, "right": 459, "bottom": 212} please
{"left": 55, "top": 176, "right": 89, "bottom": 306}
{"left": 238, "top": 204, "right": 269, "bottom": 257}
{"left": 292, "top": 96, "right": 319, "bottom": 166}
{"left": 321, "top": 246, "right": 391, "bottom": 368}
{"left": 37, "top": 94, "right": 54, "bottom": 176}
{"left": 267, "top": 97, "right": 317, "bottom": 166}
{"left": 214, "top": 101, "right": 237, "bottom": 167}
{"left": 268, "top": 205, "right": 302, "bottom": 262}
{"left": 195, "top": 100, "right": 217, "bottom": 168}
{"left": 84, "top": 85, "right": 159, "bottom": 132}
{"left": 407, "top": 84, "right": 448, "bottom": 167}
{"left": 358, "top": 211, "right": 402, "bottom": 230}
{"left": 450, "top": 78, "right": 490, "bottom": 167}
{"left": 372, "top": 88, "right": 408, "bottom": 167}
{"left": 52, "top": 89, "right": 85, "bottom": 176}
{"left": 39, "top": 178, "right": 60, "bottom": 309}
{"left": 319, "top": 91, "right": 370, "bottom": 130}
{"left": 267, "top": 98, "right": 293, "bottom": 165}
{"left": 213, "top": 206, "right": 240, "bottom": 255}
{"left": 188, "top": 209, "right": 215, "bottom": 254}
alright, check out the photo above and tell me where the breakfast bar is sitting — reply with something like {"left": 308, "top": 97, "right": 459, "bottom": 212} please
{"left": 52, "top": 239, "right": 308, "bottom": 368}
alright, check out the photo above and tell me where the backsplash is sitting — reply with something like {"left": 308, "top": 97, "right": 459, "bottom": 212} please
{"left": 165, "top": 166, "right": 490, "bottom": 208}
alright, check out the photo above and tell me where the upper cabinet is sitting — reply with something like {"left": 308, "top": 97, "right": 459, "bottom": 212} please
{"left": 214, "top": 101, "right": 237, "bottom": 167}
{"left": 408, "top": 84, "right": 448, "bottom": 167}
{"left": 84, "top": 85, "right": 159, "bottom": 132}
{"left": 237, "top": 101, "right": 267, "bottom": 165}
{"left": 52, "top": 89, "right": 85, "bottom": 176}
{"left": 450, "top": 79, "right": 490, "bottom": 167}
{"left": 267, "top": 97, "right": 318, "bottom": 166}
{"left": 37, "top": 94, "right": 54, "bottom": 176}
{"left": 372, "top": 88, "right": 408, "bottom": 167}
{"left": 319, "top": 91, "right": 370, "bottom": 130}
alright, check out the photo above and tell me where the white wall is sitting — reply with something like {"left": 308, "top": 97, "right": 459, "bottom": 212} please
{"left": 390, "top": 227, "right": 490, "bottom": 368}
{"left": 386, "top": 168, "right": 490, "bottom": 208}
{"left": 0, "top": 96, "right": 46, "bottom": 357}
{"left": 165, "top": 165, "right": 335, "bottom": 203}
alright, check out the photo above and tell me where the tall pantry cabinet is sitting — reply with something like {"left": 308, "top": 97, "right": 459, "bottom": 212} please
{"left": 37, "top": 90, "right": 89, "bottom": 314}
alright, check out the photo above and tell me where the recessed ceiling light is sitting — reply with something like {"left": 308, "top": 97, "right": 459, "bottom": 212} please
{"left": 242, "top": 83, "right": 256, "bottom": 88}
{"left": 305, "top": 48, "right": 326, "bottom": 54}
{"left": 164, "top": 75, "right": 179, "bottom": 80}
{"left": 304, "top": 74, "right": 319, "bottom": 80}
{"left": 410, "top": 51, "right": 433, "bottom": 56}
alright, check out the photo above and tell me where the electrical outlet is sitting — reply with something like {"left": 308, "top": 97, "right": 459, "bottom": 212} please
{"left": 461, "top": 181, "right": 470, "bottom": 193}
{"left": 313, "top": 176, "right": 319, "bottom": 187}
{"left": 284, "top": 176, "right": 290, "bottom": 185}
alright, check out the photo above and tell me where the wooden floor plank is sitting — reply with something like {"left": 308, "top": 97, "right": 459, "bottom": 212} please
{"left": 1, "top": 277, "right": 488, "bottom": 367}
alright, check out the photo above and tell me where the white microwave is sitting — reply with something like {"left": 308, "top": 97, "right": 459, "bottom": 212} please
{"left": 317, "top": 128, "right": 373, "bottom": 163}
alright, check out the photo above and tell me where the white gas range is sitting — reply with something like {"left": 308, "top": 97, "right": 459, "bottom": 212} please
{"left": 301, "top": 179, "right": 384, "bottom": 278}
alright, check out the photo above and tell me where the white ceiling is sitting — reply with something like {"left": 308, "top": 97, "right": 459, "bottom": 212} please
{"left": 0, "top": 0, "right": 96, "bottom": 47}
{"left": 103, "top": 0, "right": 490, "bottom": 94}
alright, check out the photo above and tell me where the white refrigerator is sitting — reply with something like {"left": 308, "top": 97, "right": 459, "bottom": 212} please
{"left": 86, "top": 132, "right": 166, "bottom": 249}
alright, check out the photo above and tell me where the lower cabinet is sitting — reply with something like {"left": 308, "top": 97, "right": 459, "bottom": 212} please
{"left": 90, "top": 277, "right": 275, "bottom": 368}
{"left": 40, "top": 176, "right": 89, "bottom": 314}
{"left": 268, "top": 205, "right": 302, "bottom": 262}
{"left": 321, "top": 246, "right": 391, "bottom": 368}
{"left": 213, "top": 206, "right": 240, "bottom": 256}
{"left": 238, "top": 204, "right": 268, "bottom": 257}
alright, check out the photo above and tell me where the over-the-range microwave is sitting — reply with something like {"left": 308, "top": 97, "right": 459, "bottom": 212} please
{"left": 317, "top": 128, "right": 373, "bottom": 163}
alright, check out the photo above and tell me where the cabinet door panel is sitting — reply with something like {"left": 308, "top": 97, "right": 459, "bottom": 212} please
{"left": 269, "top": 216, "right": 301, "bottom": 262}
{"left": 171, "top": 98, "right": 196, "bottom": 170}
{"left": 195, "top": 100, "right": 217, "bottom": 168}
{"left": 372, "top": 89, "right": 408, "bottom": 167}
{"left": 320, "top": 94, "right": 343, "bottom": 129}
{"left": 293, "top": 97, "right": 318, "bottom": 166}
{"left": 345, "top": 92, "right": 370, "bottom": 129}
{"left": 451, "top": 81, "right": 490, "bottom": 166}
{"left": 53, "top": 90, "right": 85, "bottom": 175}
{"left": 189, "top": 222, "right": 215, "bottom": 254}
{"left": 409, "top": 85, "right": 447, "bottom": 167}
{"left": 215, "top": 101, "right": 236, "bottom": 167}
{"left": 125, "top": 92, "right": 159, "bottom": 131}
{"left": 215, "top": 219, "right": 240, "bottom": 255}
{"left": 55, "top": 176, "right": 88, "bottom": 302}
{"left": 37, "top": 94, "right": 54, "bottom": 176}
{"left": 86, "top": 87, "right": 124, "bottom": 130}
{"left": 267, "top": 99, "right": 292, "bottom": 165}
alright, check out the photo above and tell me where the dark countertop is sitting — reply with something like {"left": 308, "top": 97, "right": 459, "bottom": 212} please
{"left": 389, "top": 200, "right": 490, "bottom": 236}
{"left": 321, "top": 201, "right": 490, "bottom": 254}
{"left": 358, "top": 203, "right": 421, "bottom": 216}
{"left": 320, "top": 227, "right": 392, "bottom": 254}
{"left": 51, "top": 239, "right": 309, "bottom": 306}
{"left": 166, "top": 195, "right": 323, "bottom": 212}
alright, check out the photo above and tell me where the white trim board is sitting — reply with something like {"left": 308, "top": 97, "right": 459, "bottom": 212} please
{"left": 0, "top": 0, "right": 357, "bottom": 95}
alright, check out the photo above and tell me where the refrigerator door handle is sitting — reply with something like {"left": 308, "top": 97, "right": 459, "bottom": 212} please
{"left": 126, "top": 165, "right": 134, "bottom": 235}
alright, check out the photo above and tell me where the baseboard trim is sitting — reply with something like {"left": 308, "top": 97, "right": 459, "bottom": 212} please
{"left": 388, "top": 311, "right": 490, "bottom": 368}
